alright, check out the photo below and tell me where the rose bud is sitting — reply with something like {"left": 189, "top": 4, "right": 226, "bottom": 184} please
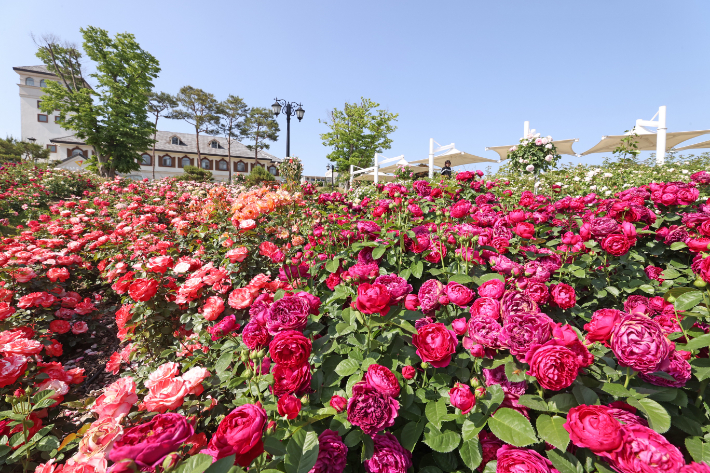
{"left": 401, "top": 366, "right": 416, "bottom": 380}
{"left": 404, "top": 294, "right": 420, "bottom": 311}
{"left": 451, "top": 318, "right": 468, "bottom": 335}
{"left": 469, "top": 344, "right": 486, "bottom": 358}
{"left": 330, "top": 395, "right": 347, "bottom": 413}
{"left": 449, "top": 382, "right": 475, "bottom": 414}
{"left": 474, "top": 387, "right": 486, "bottom": 399}
{"left": 277, "top": 394, "right": 302, "bottom": 420}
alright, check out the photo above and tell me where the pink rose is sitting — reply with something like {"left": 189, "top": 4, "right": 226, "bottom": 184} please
{"left": 140, "top": 378, "right": 188, "bottom": 413}
{"left": 365, "top": 364, "right": 400, "bottom": 398}
{"left": 551, "top": 283, "right": 576, "bottom": 309}
{"left": 496, "top": 445, "right": 557, "bottom": 473}
{"left": 145, "top": 362, "right": 180, "bottom": 391}
{"left": 451, "top": 318, "right": 468, "bottom": 335}
{"left": 181, "top": 367, "right": 211, "bottom": 395}
{"left": 444, "top": 282, "right": 474, "bottom": 307}
{"left": 607, "top": 424, "right": 683, "bottom": 473}
{"left": 92, "top": 377, "right": 138, "bottom": 421}
{"left": 478, "top": 278, "right": 505, "bottom": 299}
{"left": 448, "top": 382, "right": 475, "bottom": 414}
{"left": 469, "top": 297, "right": 501, "bottom": 319}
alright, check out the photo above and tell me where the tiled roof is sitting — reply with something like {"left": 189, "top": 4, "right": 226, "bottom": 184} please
{"left": 51, "top": 131, "right": 281, "bottom": 162}
{"left": 13, "top": 65, "right": 56, "bottom": 77}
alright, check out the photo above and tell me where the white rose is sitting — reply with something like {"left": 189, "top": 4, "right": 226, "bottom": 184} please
{"left": 545, "top": 155, "right": 552, "bottom": 162}
{"left": 545, "top": 144, "right": 553, "bottom": 149}
{"left": 526, "top": 164, "right": 535, "bottom": 172}
{"left": 546, "top": 135, "right": 552, "bottom": 141}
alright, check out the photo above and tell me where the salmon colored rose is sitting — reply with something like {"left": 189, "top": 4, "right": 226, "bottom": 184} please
{"left": 92, "top": 377, "right": 138, "bottom": 421}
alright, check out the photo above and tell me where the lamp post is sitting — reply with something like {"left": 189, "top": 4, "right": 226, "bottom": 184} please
{"left": 326, "top": 164, "right": 334, "bottom": 189}
{"left": 271, "top": 98, "right": 304, "bottom": 158}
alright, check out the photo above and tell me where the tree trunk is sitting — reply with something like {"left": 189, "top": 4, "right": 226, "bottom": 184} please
{"left": 253, "top": 126, "right": 261, "bottom": 169}
{"left": 227, "top": 135, "right": 232, "bottom": 182}
{"left": 195, "top": 129, "right": 201, "bottom": 162}
{"left": 152, "top": 115, "right": 159, "bottom": 180}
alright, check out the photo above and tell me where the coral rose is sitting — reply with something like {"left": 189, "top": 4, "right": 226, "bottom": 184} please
{"left": 0, "top": 354, "right": 28, "bottom": 388}
{"left": 140, "top": 378, "right": 188, "bottom": 413}
{"left": 92, "top": 377, "right": 138, "bottom": 421}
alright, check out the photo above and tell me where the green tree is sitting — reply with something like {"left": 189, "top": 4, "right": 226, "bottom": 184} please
{"left": 319, "top": 97, "right": 398, "bottom": 174}
{"left": 0, "top": 137, "right": 22, "bottom": 161}
{"left": 215, "top": 95, "right": 249, "bottom": 182}
{"left": 173, "top": 165, "right": 213, "bottom": 182}
{"left": 147, "top": 91, "right": 177, "bottom": 179}
{"left": 243, "top": 107, "right": 280, "bottom": 167}
{"left": 170, "top": 86, "right": 218, "bottom": 162}
{"left": 245, "top": 164, "right": 276, "bottom": 187}
{"left": 34, "top": 28, "right": 160, "bottom": 177}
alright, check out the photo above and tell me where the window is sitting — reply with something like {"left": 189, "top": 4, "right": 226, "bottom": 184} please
{"left": 38, "top": 114, "right": 48, "bottom": 123}
{"left": 54, "top": 116, "right": 61, "bottom": 123}
{"left": 218, "top": 160, "right": 228, "bottom": 171}
{"left": 25, "top": 77, "right": 35, "bottom": 86}
{"left": 39, "top": 80, "right": 47, "bottom": 88}
{"left": 141, "top": 154, "right": 152, "bottom": 165}
{"left": 209, "top": 141, "right": 219, "bottom": 149}
{"left": 268, "top": 166, "right": 278, "bottom": 176}
{"left": 37, "top": 100, "right": 42, "bottom": 109}
{"left": 170, "top": 136, "right": 186, "bottom": 146}
{"left": 47, "top": 145, "right": 57, "bottom": 153}
{"left": 201, "top": 158, "right": 211, "bottom": 170}
{"left": 181, "top": 157, "right": 191, "bottom": 167}
{"left": 161, "top": 156, "right": 173, "bottom": 167}
{"left": 71, "top": 149, "right": 85, "bottom": 158}
{"left": 236, "top": 161, "right": 246, "bottom": 172}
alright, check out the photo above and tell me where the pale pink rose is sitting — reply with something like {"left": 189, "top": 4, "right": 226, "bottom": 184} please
{"left": 180, "top": 367, "right": 211, "bottom": 396}
{"left": 72, "top": 321, "right": 89, "bottom": 334}
{"left": 92, "top": 377, "right": 138, "bottom": 421}
{"left": 76, "top": 418, "right": 123, "bottom": 460}
{"left": 34, "top": 459, "right": 59, "bottom": 473}
{"left": 145, "top": 362, "right": 180, "bottom": 391}
{"left": 38, "top": 378, "right": 70, "bottom": 402}
{"left": 62, "top": 455, "right": 108, "bottom": 473}
{"left": 140, "top": 378, "right": 189, "bottom": 413}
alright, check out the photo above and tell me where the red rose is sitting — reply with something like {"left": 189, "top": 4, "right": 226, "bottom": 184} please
{"left": 128, "top": 279, "right": 159, "bottom": 302}
{"left": 49, "top": 320, "right": 71, "bottom": 334}
{"left": 602, "top": 234, "right": 633, "bottom": 256}
{"left": 201, "top": 404, "right": 267, "bottom": 467}
{"left": 226, "top": 247, "right": 248, "bottom": 263}
{"left": 449, "top": 382, "right": 475, "bottom": 414}
{"left": 277, "top": 394, "right": 301, "bottom": 419}
{"left": 564, "top": 405, "right": 623, "bottom": 452}
{"left": 551, "top": 283, "right": 576, "bottom": 309}
{"left": 47, "top": 267, "right": 70, "bottom": 282}
{"left": 365, "top": 364, "right": 400, "bottom": 398}
{"left": 355, "top": 283, "right": 391, "bottom": 316}
{"left": 401, "top": 366, "right": 415, "bottom": 379}
{"left": 526, "top": 341, "right": 580, "bottom": 390}
{"left": 514, "top": 222, "right": 535, "bottom": 239}
{"left": 412, "top": 322, "right": 458, "bottom": 368}
{"left": 268, "top": 330, "right": 312, "bottom": 368}
{"left": 444, "top": 282, "right": 474, "bottom": 307}
{"left": 584, "top": 309, "right": 623, "bottom": 344}
{"left": 271, "top": 363, "right": 312, "bottom": 397}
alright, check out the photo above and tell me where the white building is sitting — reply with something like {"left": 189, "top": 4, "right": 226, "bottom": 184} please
{"left": 13, "top": 65, "right": 282, "bottom": 181}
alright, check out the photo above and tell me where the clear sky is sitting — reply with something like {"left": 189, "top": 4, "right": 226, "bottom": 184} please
{"left": 2, "top": 0, "right": 709, "bottom": 176}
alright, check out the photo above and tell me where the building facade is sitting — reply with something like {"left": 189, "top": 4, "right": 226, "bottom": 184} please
{"left": 13, "top": 65, "right": 281, "bottom": 181}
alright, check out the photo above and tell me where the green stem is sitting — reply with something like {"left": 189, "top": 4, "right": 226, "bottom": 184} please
{"left": 696, "top": 379, "right": 709, "bottom": 408}
{"left": 624, "top": 367, "right": 632, "bottom": 388}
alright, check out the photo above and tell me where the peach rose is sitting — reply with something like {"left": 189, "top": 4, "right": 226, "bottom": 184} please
{"left": 37, "top": 379, "right": 70, "bottom": 407}
{"left": 76, "top": 418, "right": 123, "bottom": 460}
{"left": 181, "top": 367, "right": 211, "bottom": 396}
{"left": 228, "top": 288, "right": 253, "bottom": 310}
{"left": 140, "top": 378, "right": 189, "bottom": 413}
{"left": 92, "top": 377, "right": 138, "bottom": 421}
{"left": 145, "top": 362, "right": 180, "bottom": 391}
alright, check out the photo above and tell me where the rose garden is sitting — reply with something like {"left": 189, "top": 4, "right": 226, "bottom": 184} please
{"left": 1, "top": 138, "right": 710, "bottom": 473}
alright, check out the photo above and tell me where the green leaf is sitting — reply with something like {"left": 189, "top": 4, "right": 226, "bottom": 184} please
{"left": 423, "top": 429, "right": 461, "bottom": 453}
{"left": 504, "top": 361, "right": 526, "bottom": 383}
{"left": 325, "top": 259, "right": 340, "bottom": 273}
{"left": 516, "top": 395, "right": 549, "bottom": 412}
{"left": 548, "top": 393, "right": 577, "bottom": 413}
{"left": 411, "top": 261, "right": 424, "bottom": 279}
{"left": 372, "top": 245, "right": 388, "bottom": 260}
{"left": 343, "top": 430, "right": 362, "bottom": 448}
{"left": 606, "top": 286, "right": 620, "bottom": 297}
{"left": 285, "top": 429, "right": 319, "bottom": 473}
{"left": 459, "top": 439, "right": 482, "bottom": 471}
{"left": 487, "top": 408, "right": 538, "bottom": 447}
{"left": 545, "top": 450, "right": 578, "bottom": 473}
{"left": 672, "top": 416, "right": 703, "bottom": 436}
{"left": 535, "top": 415, "right": 569, "bottom": 451}
{"left": 215, "top": 352, "right": 233, "bottom": 376}
{"left": 462, "top": 417, "right": 485, "bottom": 441}
{"left": 686, "top": 437, "right": 710, "bottom": 465}
{"left": 449, "top": 274, "right": 474, "bottom": 284}
{"left": 263, "top": 436, "right": 287, "bottom": 456}
{"left": 572, "top": 384, "right": 598, "bottom": 406}
{"left": 675, "top": 291, "right": 703, "bottom": 311}
{"left": 335, "top": 359, "right": 360, "bottom": 377}
{"left": 660, "top": 268, "right": 681, "bottom": 279}
{"left": 601, "top": 383, "right": 632, "bottom": 398}
{"left": 683, "top": 334, "right": 710, "bottom": 352}
{"left": 627, "top": 398, "right": 671, "bottom": 433}
{"left": 479, "top": 273, "right": 504, "bottom": 283}
{"left": 425, "top": 400, "right": 449, "bottom": 428}
{"left": 691, "top": 358, "right": 710, "bottom": 381}
{"left": 400, "top": 419, "right": 425, "bottom": 451}
{"left": 204, "top": 456, "right": 237, "bottom": 473}
{"left": 639, "top": 284, "right": 655, "bottom": 294}
{"left": 670, "top": 241, "right": 688, "bottom": 250}
{"left": 361, "top": 434, "right": 374, "bottom": 461}
{"left": 180, "top": 453, "right": 214, "bottom": 473}
{"left": 36, "top": 435, "right": 59, "bottom": 452}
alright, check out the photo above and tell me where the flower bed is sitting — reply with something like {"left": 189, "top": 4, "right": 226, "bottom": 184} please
{"left": 0, "top": 170, "right": 709, "bottom": 473}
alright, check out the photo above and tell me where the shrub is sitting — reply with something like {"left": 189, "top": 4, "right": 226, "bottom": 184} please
{"left": 173, "top": 165, "right": 213, "bottom": 182}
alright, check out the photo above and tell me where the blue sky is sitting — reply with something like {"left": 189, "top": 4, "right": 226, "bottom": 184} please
{"left": 2, "top": 0, "right": 709, "bottom": 176}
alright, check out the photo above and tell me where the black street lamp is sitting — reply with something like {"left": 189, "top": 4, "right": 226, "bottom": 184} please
{"left": 326, "top": 164, "right": 335, "bottom": 189}
{"left": 271, "top": 98, "right": 304, "bottom": 158}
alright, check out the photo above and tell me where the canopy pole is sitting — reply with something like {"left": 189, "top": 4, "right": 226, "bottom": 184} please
{"left": 349, "top": 164, "right": 354, "bottom": 188}
{"left": 374, "top": 153, "right": 379, "bottom": 184}
{"left": 428, "top": 138, "right": 434, "bottom": 178}
{"left": 524, "top": 121, "right": 530, "bottom": 138}
{"left": 657, "top": 105, "right": 667, "bottom": 166}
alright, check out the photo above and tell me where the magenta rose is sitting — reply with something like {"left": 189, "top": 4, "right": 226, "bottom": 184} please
{"left": 602, "top": 234, "right": 633, "bottom": 256}
{"left": 469, "top": 297, "right": 501, "bottom": 319}
{"left": 201, "top": 404, "right": 266, "bottom": 467}
{"left": 208, "top": 315, "right": 238, "bottom": 341}
{"left": 418, "top": 279, "right": 445, "bottom": 314}
{"left": 373, "top": 274, "right": 412, "bottom": 304}
{"left": 563, "top": 405, "right": 623, "bottom": 452}
{"left": 347, "top": 382, "right": 399, "bottom": 436}
{"left": 524, "top": 281, "right": 549, "bottom": 304}
{"left": 551, "top": 283, "right": 576, "bottom": 309}
{"left": 404, "top": 294, "right": 419, "bottom": 311}
{"left": 295, "top": 291, "right": 321, "bottom": 315}
{"left": 310, "top": 429, "right": 348, "bottom": 473}
{"left": 268, "top": 330, "right": 312, "bottom": 368}
{"left": 401, "top": 366, "right": 415, "bottom": 379}
{"left": 466, "top": 315, "right": 503, "bottom": 349}
{"left": 500, "top": 290, "right": 538, "bottom": 321}
{"left": 526, "top": 341, "right": 580, "bottom": 390}
{"left": 451, "top": 317, "right": 468, "bottom": 335}
{"left": 265, "top": 295, "right": 310, "bottom": 334}
{"left": 271, "top": 363, "right": 312, "bottom": 397}
{"left": 412, "top": 322, "right": 459, "bottom": 368}
{"left": 496, "top": 445, "right": 557, "bottom": 473}
{"left": 478, "top": 279, "right": 505, "bottom": 299}
{"left": 499, "top": 312, "right": 553, "bottom": 356}
{"left": 449, "top": 382, "right": 475, "bottom": 414}
{"left": 607, "top": 424, "right": 684, "bottom": 473}
{"left": 330, "top": 395, "right": 347, "bottom": 413}
{"left": 364, "top": 433, "right": 412, "bottom": 473}
{"left": 444, "top": 282, "right": 474, "bottom": 307}
{"left": 638, "top": 350, "right": 691, "bottom": 388}
{"left": 365, "top": 364, "right": 400, "bottom": 398}
{"left": 681, "top": 463, "right": 710, "bottom": 473}
{"left": 450, "top": 199, "right": 472, "bottom": 219}
{"left": 584, "top": 309, "right": 623, "bottom": 344}
{"left": 611, "top": 314, "right": 672, "bottom": 373}
{"left": 277, "top": 394, "right": 301, "bottom": 419}
{"left": 109, "top": 413, "right": 194, "bottom": 469}
{"left": 356, "top": 283, "right": 392, "bottom": 316}
{"left": 241, "top": 321, "right": 270, "bottom": 350}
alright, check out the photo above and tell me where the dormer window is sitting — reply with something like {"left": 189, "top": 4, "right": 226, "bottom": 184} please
{"left": 170, "top": 136, "right": 185, "bottom": 146}
{"left": 209, "top": 140, "right": 220, "bottom": 149}
{"left": 40, "top": 80, "right": 47, "bottom": 88}
{"left": 25, "top": 77, "right": 35, "bottom": 86}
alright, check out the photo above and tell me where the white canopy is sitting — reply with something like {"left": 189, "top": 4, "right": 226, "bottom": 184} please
{"left": 485, "top": 138, "right": 580, "bottom": 161}
{"left": 581, "top": 130, "right": 710, "bottom": 156}
{"left": 354, "top": 172, "right": 396, "bottom": 182}
{"left": 378, "top": 162, "right": 433, "bottom": 174}
{"left": 410, "top": 148, "right": 497, "bottom": 167}
{"left": 675, "top": 139, "right": 710, "bottom": 151}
